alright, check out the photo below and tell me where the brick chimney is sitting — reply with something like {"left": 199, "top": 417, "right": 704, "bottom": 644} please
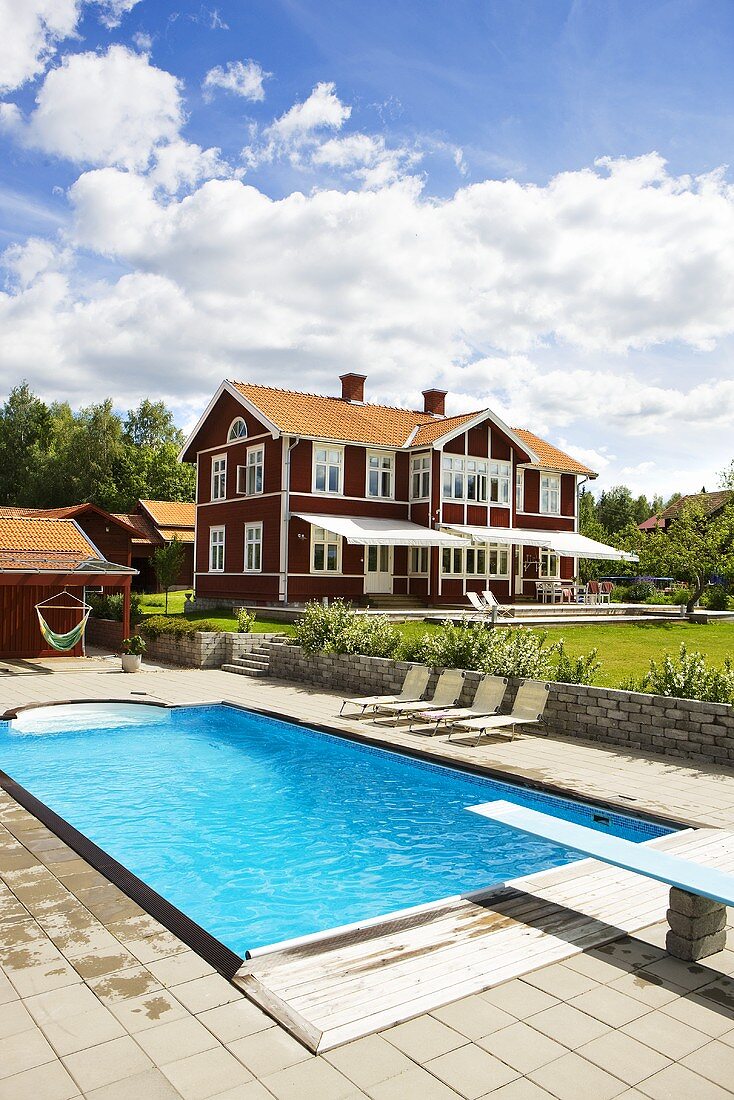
{"left": 422, "top": 388, "right": 447, "bottom": 417}
{"left": 339, "top": 373, "right": 367, "bottom": 403}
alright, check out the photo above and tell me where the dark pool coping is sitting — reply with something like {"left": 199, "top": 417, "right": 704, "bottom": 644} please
{"left": 0, "top": 693, "right": 700, "bottom": 981}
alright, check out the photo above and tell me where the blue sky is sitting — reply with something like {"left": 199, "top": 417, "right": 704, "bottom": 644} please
{"left": 1, "top": 0, "right": 734, "bottom": 498}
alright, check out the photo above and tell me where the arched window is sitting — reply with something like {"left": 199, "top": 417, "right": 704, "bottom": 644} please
{"left": 228, "top": 417, "right": 247, "bottom": 442}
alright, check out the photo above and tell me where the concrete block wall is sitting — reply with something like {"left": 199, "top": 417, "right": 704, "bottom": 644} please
{"left": 265, "top": 643, "right": 734, "bottom": 767}
{"left": 87, "top": 618, "right": 125, "bottom": 650}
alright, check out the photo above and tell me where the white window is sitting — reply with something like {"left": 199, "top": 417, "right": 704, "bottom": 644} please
{"left": 441, "top": 546, "right": 464, "bottom": 574}
{"left": 515, "top": 470, "right": 524, "bottom": 512}
{"left": 410, "top": 547, "right": 429, "bottom": 574}
{"left": 539, "top": 548, "right": 559, "bottom": 578}
{"left": 239, "top": 445, "right": 263, "bottom": 495}
{"left": 411, "top": 454, "right": 430, "bottom": 500}
{"left": 209, "top": 527, "right": 225, "bottom": 571}
{"left": 488, "top": 545, "right": 510, "bottom": 577}
{"left": 541, "top": 474, "right": 561, "bottom": 515}
{"left": 313, "top": 446, "right": 343, "bottom": 494}
{"left": 228, "top": 417, "right": 247, "bottom": 442}
{"left": 465, "top": 547, "right": 487, "bottom": 576}
{"left": 442, "top": 456, "right": 493, "bottom": 502}
{"left": 211, "top": 455, "right": 227, "bottom": 500}
{"left": 489, "top": 461, "right": 511, "bottom": 504}
{"left": 443, "top": 456, "right": 465, "bottom": 500}
{"left": 367, "top": 451, "right": 394, "bottom": 498}
{"left": 311, "top": 527, "right": 341, "bottom": 572}
{"left": 466, "top": 460, "right": 488, "bottom": 502}
{"left": 244, "top": 523, "right": 262, "bottom": 573}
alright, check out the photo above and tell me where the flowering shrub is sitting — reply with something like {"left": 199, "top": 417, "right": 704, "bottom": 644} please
{"left": 294, "top": 600, "right": 402, "bottom": 659}
{"left": 411, "top": 621, "right": 557, "bottom": 679}
{"left": 627, "top": 643, "right": 734, "bottom": 704}
{"left": 552, "top": 641, "right": 600, "bottom": 685}
{"left": 140, "top": 616, "right": 222, "bottom": 638}
{"left": 236, "top": 607, "right": 257, "bottom": 633}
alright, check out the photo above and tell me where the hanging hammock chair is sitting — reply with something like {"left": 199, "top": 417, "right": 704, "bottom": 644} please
{"left": 35, "top": 590, "right": 91, "bottom": 653}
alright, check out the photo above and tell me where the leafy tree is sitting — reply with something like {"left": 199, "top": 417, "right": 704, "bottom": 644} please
{"left": 0, "top": 382, "right": 53, "bottom": 505}
{"left": 153, "top": 537, "right": 185, "bottom": 613}
{"left": 596, "top": 485, "right": 637, "bottom": 535}
{"left": 636, "top": 500, "right": 734, "bottom": 613}
{"left": 123, "top": 399, "right": 184, "bottom": 448}
{"left": 633, "top": 494, "right": 653, "bottom": 524}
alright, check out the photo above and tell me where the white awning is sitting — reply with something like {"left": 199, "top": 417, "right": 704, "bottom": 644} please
{"left": 294, "top": 514, "right": 467, "bottom": 547}
{"left": 442, "top": 524, "right": 638, "bottom": 562}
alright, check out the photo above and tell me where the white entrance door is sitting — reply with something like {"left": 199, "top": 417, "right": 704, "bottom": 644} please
{"left": 365, "top": 545, "right": 393, "bottom": 594}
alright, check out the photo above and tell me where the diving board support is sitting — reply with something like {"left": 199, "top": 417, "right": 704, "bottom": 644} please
{"left": 468, "top": 800, "right": 731, "bottom": 961}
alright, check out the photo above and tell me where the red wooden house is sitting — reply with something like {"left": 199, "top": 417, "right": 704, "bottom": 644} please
{"left": 181, "top": 374, "right": 632, "bottom": 606}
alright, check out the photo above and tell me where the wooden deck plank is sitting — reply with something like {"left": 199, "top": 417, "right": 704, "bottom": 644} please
{"left": 235, "top": 828, "right": 734, "bottom": 1053}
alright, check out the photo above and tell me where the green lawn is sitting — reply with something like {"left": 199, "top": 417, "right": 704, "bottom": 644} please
{"left": 136, "top": 594, "right": 734, "bottom": 687}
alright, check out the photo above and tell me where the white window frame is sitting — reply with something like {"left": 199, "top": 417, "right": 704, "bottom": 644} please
{"left": 442, "top": 455, "right": 497, "bottom": 503}
{"left": 238, "top": 444, "right": 264, "bottom": 496}
{"left": 441, "top": 546, "right": 465, "bottom": 575}
{"left": 311, "top": 526, "right": 342, "bottom": 573}
{"left": 366, "top": 450, "right": 395, "bottom": 499}
{"left": 211, "top": 454, "right": 227, "bottom": 501}
{"left": 515, "top": 469, "right": 524, "bottom": 512}
{"left": 489, "top": 460, "right": 511, "bottom": 505}
{"left": 541, "top": 474, "right": 561, "bottom": 515}
{"left": 539, "top": 548, "right": 560, "bottom": 578}
{"left": 228, "top": 417, "right": 248, "bottom": 442}
{"left": 488, "top": 544, "right": 510, "bottom": 578}
{"left": 312, "top": 445, "right": 344, "bottom": 495}
{"left": 409, "top": 546, "right": 429, "bottom": 575}
{"left": 209, "top": 526, "right": 225, "bottom": 572}
{"left": 410, "top": 454, "right": 431, "bottom": 500}
{"left": 244, "top": 522, "right": 263, "bottom": 573}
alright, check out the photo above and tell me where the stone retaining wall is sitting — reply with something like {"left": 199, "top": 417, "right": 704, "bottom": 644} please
{"left": 140, "top": 631, "right": 284, "bottom": 669}
{"left": 266, "top": 643, "right": 734, "bottom": 767}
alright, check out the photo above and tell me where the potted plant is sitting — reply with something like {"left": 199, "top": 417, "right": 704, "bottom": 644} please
{"left": 121, "top": 635, "right": 146, "bottom": 673}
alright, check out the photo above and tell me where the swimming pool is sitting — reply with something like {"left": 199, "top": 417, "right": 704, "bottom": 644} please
{"left": 0, "top": 702, "right": 673, "bottom": 956}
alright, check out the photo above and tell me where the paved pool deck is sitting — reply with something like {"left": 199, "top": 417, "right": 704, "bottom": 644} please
{"left": 0, "top": 664, "right": 733, "bottom": 1099}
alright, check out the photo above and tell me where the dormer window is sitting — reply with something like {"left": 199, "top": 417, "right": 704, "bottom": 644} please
{"left": 228, "top": 417, "right": 247, "bottom": 442}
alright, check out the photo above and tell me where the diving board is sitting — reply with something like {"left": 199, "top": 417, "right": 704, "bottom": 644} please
{"left": 468, "top": 800, "right": 733, "bottom": 960}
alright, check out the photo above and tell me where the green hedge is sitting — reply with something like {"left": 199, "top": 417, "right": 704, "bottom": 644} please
{"left": 140, "top": 616, "right": 223, "bottom": 639}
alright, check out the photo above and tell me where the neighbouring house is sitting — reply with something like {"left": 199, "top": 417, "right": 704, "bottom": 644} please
{"left": 0, "top": 503, "right": 140, "bottom": 568}
{"left": 181, "top": 374, "right": 634, "bottom": 607}
{"left": 0, "top": 516, "right": 135, "bottom": 658}
{"left": 115, "top": 500, "right": 195, "bottom": 591}
{"left": 639, "top": 490, "right": 733, "bottom": 533}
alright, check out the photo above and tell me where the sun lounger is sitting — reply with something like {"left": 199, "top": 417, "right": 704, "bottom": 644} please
{"left": 339, "top": 664, "right": 430, "bottom": 717}
{"left": 409, "top": 674, "right": 508, "bottom": 734}
{"left": 467, "top": 591, "right": 490, "bottom": 618}
{"left": 481, "top": 591, "right": 513, "bottom": 620}
{"left": 447, "top": 679, "right": 550, "bottom": 743}
{"left": 374, "top": 668, "right": 465, "bottom": 721}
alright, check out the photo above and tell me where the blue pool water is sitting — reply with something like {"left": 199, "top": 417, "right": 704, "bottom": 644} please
{"left": 0, "top": 703, "right": 673, "bottom": 955}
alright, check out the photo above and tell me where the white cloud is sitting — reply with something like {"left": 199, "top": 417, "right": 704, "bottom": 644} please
{"left": 2, "top": 237, "right": 68, "bottom": 290}
{"left": 2, "top": 153, "right": 734, "bottom": 494}
{"left": 92, "top": 0, "right": 142, "bottom": 28}
{"left": 312, "top": 133, "right": 421, "bottom": 188}
{"left": 203, "top": 60, "right": 270, "bottom": 103}
{"left": 15, "top": 45, "right": 184, "bottom": 170}
{"left": 0, "top": 0, "right": 79, "bottom": 93}
{"left": 245, "top": 81, "right": 351, "bottom": 168}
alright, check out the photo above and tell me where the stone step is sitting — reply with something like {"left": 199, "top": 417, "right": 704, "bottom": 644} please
{"left": 233, "top": 657, "right": 270, "bottom": 670}
{"left": 221, "top": 663, "right": 269, "bottom": 677}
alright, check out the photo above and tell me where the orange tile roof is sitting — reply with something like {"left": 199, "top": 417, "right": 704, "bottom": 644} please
{"left": 231, "top": 381, "right": 439, "bottom": 447}
{"left": 139, "top": 500, "right": 195, "bottom": 529}
{"left": 512, "top": 429, "right": 597, "bottom": 477}
{"left": 412, "top": 412, "right": 477, "bottom": 446}
{"left": 0, "top": 517, "right": 99, "bottom": 571}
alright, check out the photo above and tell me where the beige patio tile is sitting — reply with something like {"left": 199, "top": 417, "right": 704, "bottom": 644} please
{"left": 568, "top": 986, "right": 650, "bottom": 1028}
{"left": 210, "top": 1083, "right": 278, "bottom": 1100}
{"left": 196, "top": 999, "right": 274, "bottom": 1044}
{"left": 70, "top": 946, "right": 140, "bottom": 980}
{"left": 0, "top": 1059, "right": 80, "bottom": 1100}
{"left": 24, "top": 980, "right": 101, "bottom": 1024}
{"left": 477, "top": 1021, "right": 567, "bottom": 1073}
{"left": 171, "top": 974, "right": 242, "bottom": 1015}
{"left": 606, "top": 970, "right": 687, "bottom": 1009}
{"left": 365, "top": 1065, "right": 461, "bottom": 1099}
{"left": 228, "top": 1026, "right": 311, "bottom": 1078}
{"left": 527, "top": 1002, "right": 609, "bottom": 1048}
{"left": 619, "top": 1009, "right": 710, "bottom": 1059}
{"left": 109, "top": 989, "right": 190, "bottom": 1033}
{"left": 148, "top": 951, "right": 217, "bottom": 988}
{"left": 263, "top": 1056, "right": 358, "bottom": 1100}
{"left": 161, "top": 1046, "right": 253, "bottom": 1100}
{"left": 578, "top": 1031, "right": 670, "bottom": 1085}
{"left": 136, "top": 1015, "right": 220, "bottom": 1065}
{"left": 483, "top": 1079, "right": 557, "bottom": 1099}
{"left": 41, "top": 1006, "right": 128, "bottom": 1057}
{"left": 528, "top": 1052, "right": 627, "bottom": 1100}
{"left": 431, "top": 994, "right": 516, "bottom": 1039}
{"left": 680, "top": 1038, "right": 734, "bottom": 1090}
{"left": 0, "top": 1025, "right": 56, "bottom": 1077}
{"left": 0, "top": 971, "right": 18, "bottom": 1005}
{"left": 88, "top": 962, "right": 163, "bottom": 1004}
{"left": 63, "top": 1034, "right": 153, "bottom": 1091}
{"left": 323, "top": 1033, "right": 414, "bottom": 1089}
{"left": 523, "top": 962, "right": 601, "bottom": 1000}
{"left": 383, "top": 1013, "right": 468, "bottom": 1062}
{"left": 480, "top": 979, "right": 560, "bottom": 1019}
{"left": 660, "top": 991, "right": 734, "bottom": 1037}
{"left": 85, "top": 1067, "right": 184, "bottom": 1100}
{"left": 640, "top": 956, "right": 716, "bottom": 993}
{"left": 0, "top": 996, "right": 33, "bottom": 1038}
{"left": 426, "top": 1043, "right": 519, "bottom": 1098}
{"left": 121, "top": 929, "right": 190, "bottom": 965}
{"left": 636, "top": 1062, "right": 734, "bottom": 1099}
{"left": 8, "top": 958, "right": 82, "bottom": 998}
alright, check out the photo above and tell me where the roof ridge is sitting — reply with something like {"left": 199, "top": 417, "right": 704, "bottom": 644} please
{"left": 230, "top": 380, "right": 459, "bottom": 421}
